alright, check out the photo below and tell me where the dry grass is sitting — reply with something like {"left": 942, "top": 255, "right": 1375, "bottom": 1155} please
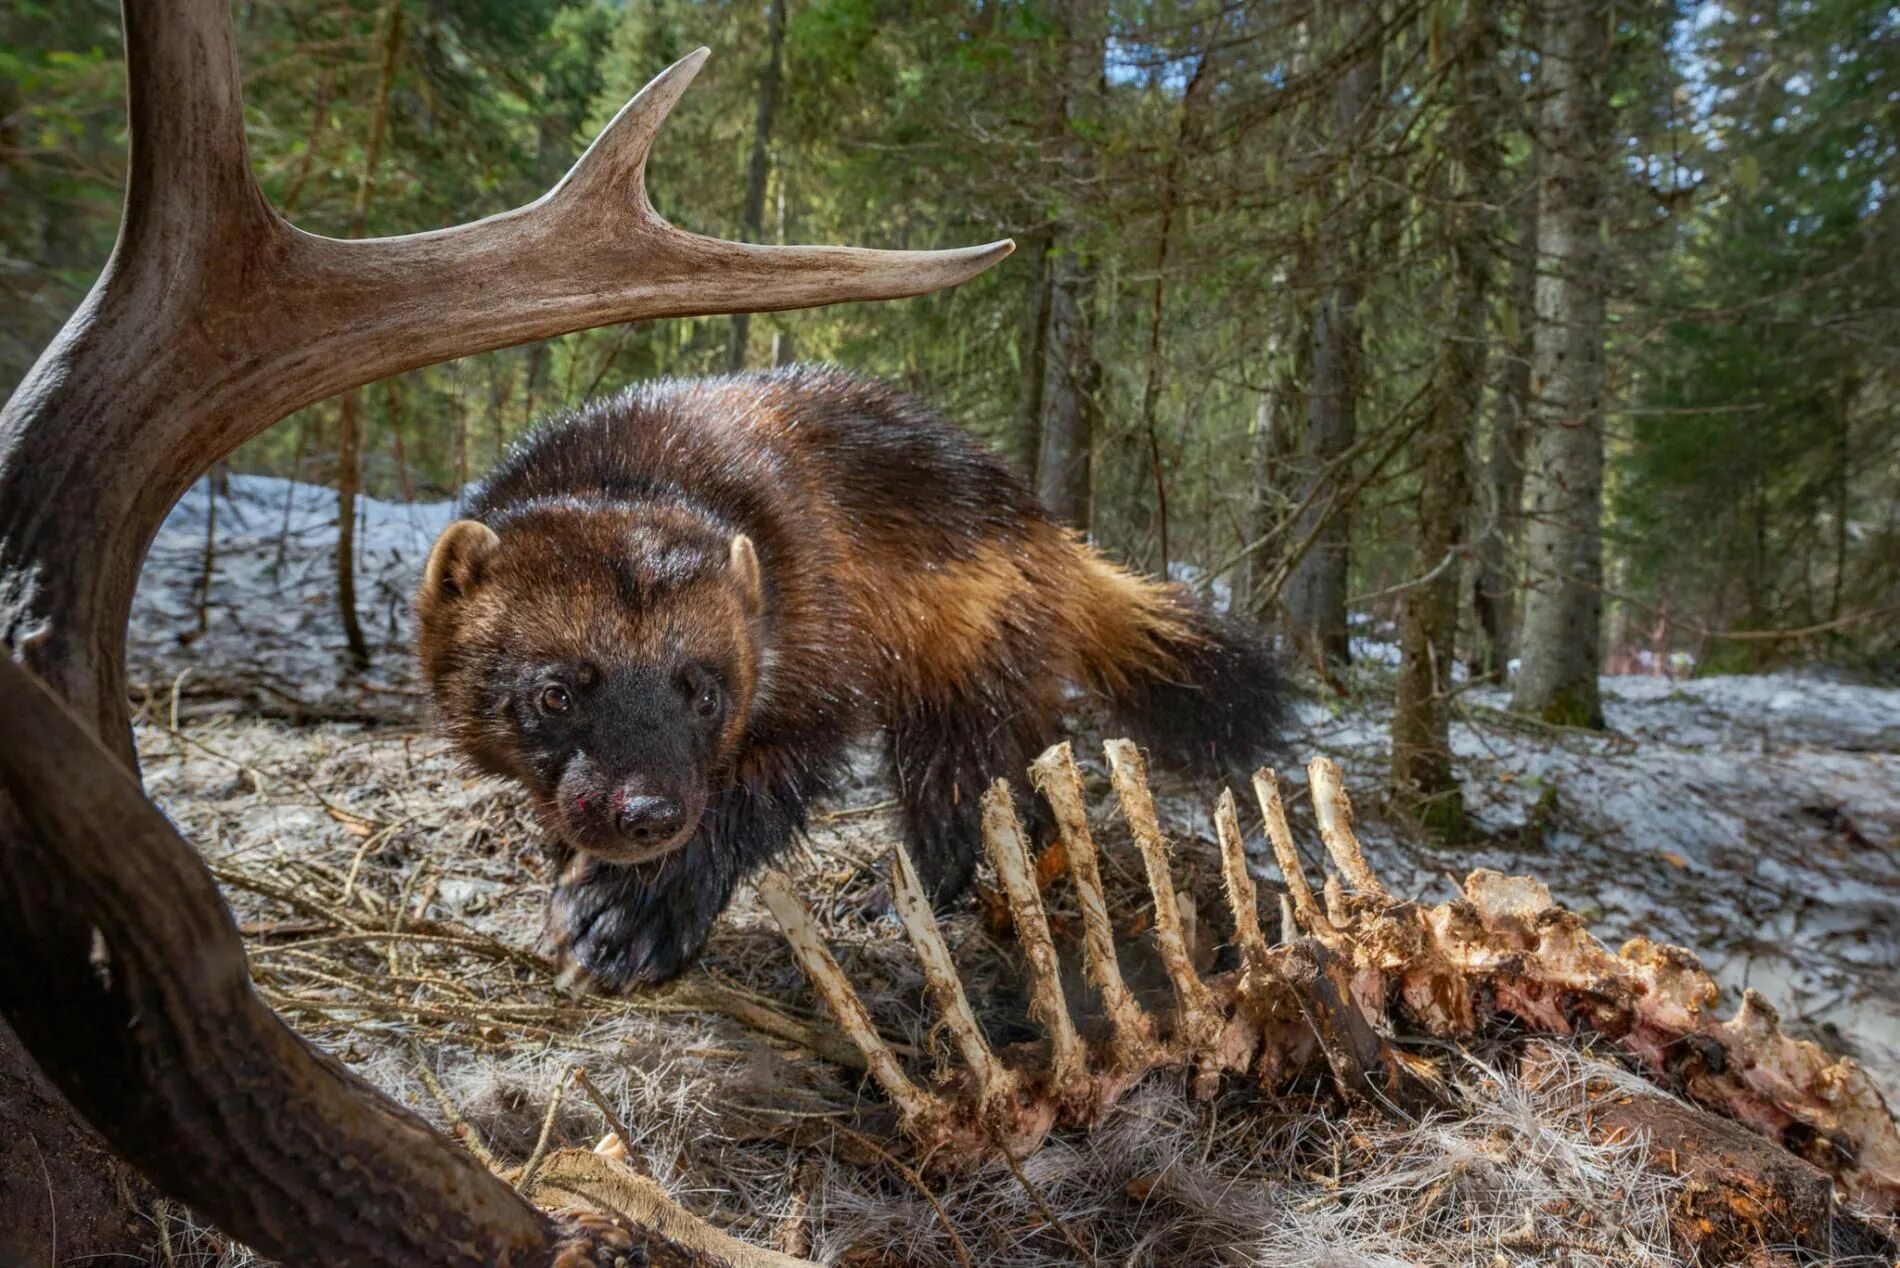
{"left": 124, "top": 708, "right": 1776, "bottom": 1266}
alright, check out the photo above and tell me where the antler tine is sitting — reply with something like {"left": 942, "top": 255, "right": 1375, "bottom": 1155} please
{"left": 1252, "top": 768, "right": 1334, "bottom": 942}
{"left": 1308, "top": 757, "right": 1388, "bottom": 898}
{"left": 1103, "top": 741, "right": 1221, "bottom": 1051}
{"left": 755, "top": 871, "right": 946, "bottom": 1129}
{"left": 1213, "top": 789, "right": 1272, "bottom": 988}
{"left": 886, "top": 842, "right": 1015, "bottom": 1109}
{"left": 980, "top": 784, "right": 1090, "bottom": 1105}
{"left": 549, "top": 48, "right": 710, "bottom": 205}
{"left": 0, "top": 1, "right": 1009, "bottom": 1257}
{"left": 1028, "top": 742, "right": 1152, "bottom": 1063}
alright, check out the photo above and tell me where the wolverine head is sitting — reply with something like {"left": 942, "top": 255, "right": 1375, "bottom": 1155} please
{"left": 415, "top": 501, "right": 766, "bottom": 865}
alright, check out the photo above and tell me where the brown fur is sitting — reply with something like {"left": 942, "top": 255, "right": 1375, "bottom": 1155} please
{"left": 416, "top": 368, "right": 1283, "bottom": 987}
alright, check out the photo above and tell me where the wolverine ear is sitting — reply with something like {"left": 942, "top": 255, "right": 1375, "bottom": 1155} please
{"left": 728, "top": 534, "right": 763, "bottom": 617}
{"left": 421, "top": 519, "right": 501, "bottom": 606}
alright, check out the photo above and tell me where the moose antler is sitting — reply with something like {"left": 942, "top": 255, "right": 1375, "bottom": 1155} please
{"left": 0, "top": 0, "right": 1006, "bottom": 1262}
{"left": 761, "top": 741, "right": 1900, "bottom": 1252}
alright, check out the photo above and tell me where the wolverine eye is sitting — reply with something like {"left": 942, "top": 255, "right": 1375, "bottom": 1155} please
{"left": 538, "top": 684, "right": 572, "bottom": 715}
{"left": 694, "top": 680, "right": 722, "bottom": 719}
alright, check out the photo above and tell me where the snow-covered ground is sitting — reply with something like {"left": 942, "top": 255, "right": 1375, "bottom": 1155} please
{"left": 1295, "top": 673, "right": 1900, "bottom": 1088}
{"left": 130, "top": 473, "right": 454, "bottom": 716}
{"left": 129, "top": 475, "right": 1900, "bottom": 1092}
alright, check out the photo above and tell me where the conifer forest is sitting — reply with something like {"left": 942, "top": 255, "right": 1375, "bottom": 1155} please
{"left": 3, "top": 0, "right": 1899, "bottom": 1265}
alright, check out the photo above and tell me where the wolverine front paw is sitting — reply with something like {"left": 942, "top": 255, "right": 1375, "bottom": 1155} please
{"left": 547, "top": 855, "right": 715, "bottom": 992}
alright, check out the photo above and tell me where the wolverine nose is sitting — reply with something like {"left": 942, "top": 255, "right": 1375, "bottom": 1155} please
{"left": 615, "top": 794, "right": 686, "bottom": 846}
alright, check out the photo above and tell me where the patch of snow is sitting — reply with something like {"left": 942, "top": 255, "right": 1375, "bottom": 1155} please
{"left": 1309, "top": 670, "right": 1900, "bottom": 1089}
{"left": 127, "top": 476, "right": 1900, "bottom": 1092}
{"left": 130, "top": 473, "right": 454, "bottom": 715}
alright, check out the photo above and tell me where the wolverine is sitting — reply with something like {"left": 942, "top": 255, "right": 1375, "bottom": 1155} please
{"left": 417, "top": 367, "right": 1284, "bottom": 988}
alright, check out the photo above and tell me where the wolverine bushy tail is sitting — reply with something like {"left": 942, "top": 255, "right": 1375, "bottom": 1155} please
{"left": 1068, "top": 554, "right": 1290, "bottom": 774}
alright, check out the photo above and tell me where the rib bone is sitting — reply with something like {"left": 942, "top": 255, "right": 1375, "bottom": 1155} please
{"left": 1104, "top": 740, "right": 1221, "bottom": 1051}
{"left": 979, "top": 783, "right": 1090, "bottom": 1106}
{"left": 1253, "top": 768, "right": 1334, "bottom": 943}
{"left": 1308, "top": 756, "right": 1386, "bottom": 897}
{"left": 761, "top": 741, "right": 1900, "bottom": 1225}
{"left": 1213, "top": 789, "right": 1272, "bottom": 991}
{"left": 887, "top": 840, "right": 1014, "bottom": 1110}
{"left": 755, "top": 870, "right": 945, "bottom": 1132}
{"left": 1028, "top": 743, "right": 1151, "bottom": 1061}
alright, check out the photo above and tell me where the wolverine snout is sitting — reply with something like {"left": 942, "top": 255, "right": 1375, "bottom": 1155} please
{"left": 614, "top": 791, "right": 686, "bottom": 846}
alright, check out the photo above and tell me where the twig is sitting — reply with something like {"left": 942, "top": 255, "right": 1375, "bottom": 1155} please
{"left": 812, "top": 797, "right": 900, "bottom": 823}
{"left": 212, "top": 865, "right": 368, "bottom": 931}
{"left": 411, "top": 1043, "right": 501, "bottom": 1171}
{"left": 339, "top": 818, "right": 411, "bottom": 907}
{"left": 571, "top": 1067, "right": 638, "bottom": 1160}
{"left": 516, "top": 1065, "right": 576, "bottom": 1194}
{"left": 828, "top": 1123, "right": 974, "bottom": 1268}
{"left": 997, "top": 1136, "right": 1099, "bottom": 1266}
{"left": 664, "top": 976, "right": 892, "bottom": 1071}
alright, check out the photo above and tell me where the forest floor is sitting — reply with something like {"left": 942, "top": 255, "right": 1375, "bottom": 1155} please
{"left": 125, "top": 476, "right": 1900, "bottom": 1265}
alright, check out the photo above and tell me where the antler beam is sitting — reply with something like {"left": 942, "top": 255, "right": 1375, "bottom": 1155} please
{"left": 0, "top": 0, "right": 1009, "bottom": 733}
{"left": 0, "top": 0, "right": 1009, "bottom": 1260}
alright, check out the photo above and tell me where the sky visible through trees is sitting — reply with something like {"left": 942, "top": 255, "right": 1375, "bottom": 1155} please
{"left": 4, "top": 0, "right": 1896, "bottom": 832}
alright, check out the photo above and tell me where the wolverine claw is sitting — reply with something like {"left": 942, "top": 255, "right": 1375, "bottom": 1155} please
{"left": 548, "top": 856, "right": 715, "bottom": 991}
{"left": 553, "top": 960, "right": 599, "bottom": 997}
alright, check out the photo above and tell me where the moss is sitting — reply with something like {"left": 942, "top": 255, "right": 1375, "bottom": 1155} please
{"left": 1538, "top": 687, "right": 1605, "bottom": 730}
{"left": 1414, "top": 789, "right": 1468, "bottom": 844}
{"left": 1392, "top": 778, "right": 1468, "bottom": 844}
{"left": 1523, "top": 783, "right": 1562, "bottom": 852}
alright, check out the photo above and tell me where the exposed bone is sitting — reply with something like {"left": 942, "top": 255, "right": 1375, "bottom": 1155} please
{"left": 1104, "top": 740, "right": 1221, "bottom": 1050}
{"left": 762, "top": 739, "right": 1900, "bottom": 1233}
{"left": 1213, "top": 789, "right": 1271, "bottom": 989}
{"left": 1027, "top": 742, "right": 1151, "bottom": 1059}
{"left": 887, "top": 840, "right": 1014, "bottom": 1109}
{"left": 528, "top": 1149, "right": 819, "bottom": 1268}
{"left": 755, "top": 870, "right": 945, "bottom": 1131}
{"left": 1323, "top": 872, "right": 1349, "bottom": 929}
{"left": 1252, "top": 768, "right": 1333, "bottom": 942}
{"left": 979, "top": 784, "right": 1090, "bottom": 1104}
{"left": 1308, "top": 757, "right": 1387, "bottom": 898}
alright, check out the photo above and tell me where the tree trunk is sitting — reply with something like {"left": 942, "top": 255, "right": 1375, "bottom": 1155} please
{"left": 274, "top": 416, "right": 309, "bottom": 577}
{"left": 1137, "top": 50, "right": 1213, "bottom": 578}
{"left": 336, "top": 390, "right": 371, "bottom": 669}
{"left": 1036, "top": 0, "right": 1105, "bottom": 531}
{"left": 451, "top": 394, "right": 469, "bottom": 500}
{"left": 387, "top": 379, "right": 414, "bottom": 502}
{"left": 1391, "top": 0, "right": 1500, "bottom": 837}
{"left": 1240, "top": 340, "right": 1290, "bottom": 618}
{"left": 1283, "top": 13, "right": 1373, "bottom": 670}
{"left": 1013, "top": 231, "right": 1053, "bottom": 482}
{"left": 194, "top": 467, "right": 220, "bottom": 637}
{"left": 1473, "top": 162, "right": 1536, "bottom": 680}
{"left": 1830, "top": 373, "right": 1852, "bottom": 621}
{"left": 728, "top": 0, "right": 787, "bottom": 374}
{"left": 1038, "top": 247, "right": 1098, "bottom": 529}
{"left": 1472, "top": 18, "right": 1538, "bottom": 683}
{"left": 770, "top": 161, "right": 797, "bottom": 368}
{"left": 1511, "top": 0, "right": 1612, "bottom": 727}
